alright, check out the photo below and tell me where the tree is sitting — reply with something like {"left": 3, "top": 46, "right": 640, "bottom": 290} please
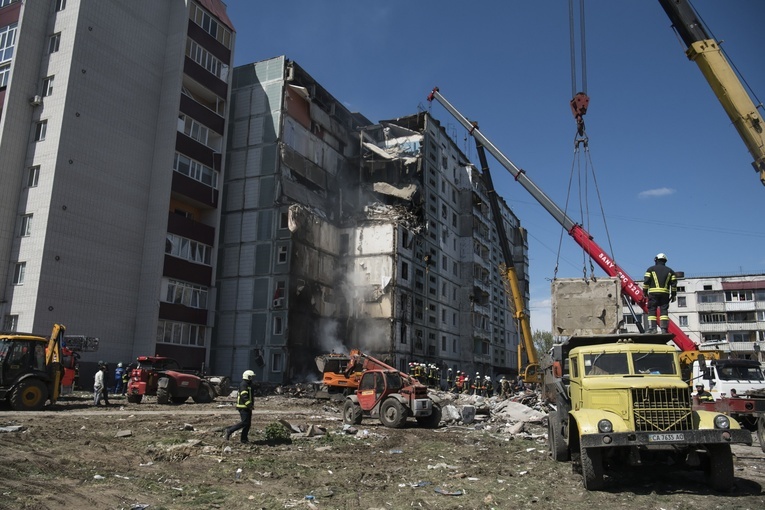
{"left": 532, "top": 330, "right": 553, "bottom": 356}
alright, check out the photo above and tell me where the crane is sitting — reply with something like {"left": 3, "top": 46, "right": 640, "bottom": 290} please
{"left": 659, "top": 0, "right": 765, "bottom": 186}
{"left": 426, "top": 87, "right": 704, "bottom": 364}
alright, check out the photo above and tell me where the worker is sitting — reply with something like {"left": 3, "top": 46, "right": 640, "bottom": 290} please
{"left": 499, "top": 375, "right": 510, "bottom": 398}
{"left": 121, "top": 366, "right": 131, "bottom": 395}
{"left": 471, "top": 373, "right": 480, "bottom": 395}
{"left": 446, "top": 368, "right": 453, "bottom": 391}
{"left": 643, "top": 253, "right": 677, "bottom": 334}
{"left": 225, "top": 369, "right": 255, "bottom": 443}
{"left": 114, "top": 362, "right": 125, "bottom": 395}
{"left": 695, "top": 384, "right": 714, "bottom": 402}
{"left": 730, "top": 388, "right": 740, "bottom": 398}
{"left": 484, "top": 375, "right": 493, "bottom": 397}
{"left": 94, "top": 362, "right": 109, "bottom": 406}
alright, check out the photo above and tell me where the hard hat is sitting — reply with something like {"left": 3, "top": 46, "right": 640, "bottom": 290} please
{"left": 242, "top": 370, "right": 255, "bottom": 380}
{"left": 117, "top": 362, "right": 123, "bottom": 368}
{"left": 655, "top": 253, "right": 667, "bottom": 261}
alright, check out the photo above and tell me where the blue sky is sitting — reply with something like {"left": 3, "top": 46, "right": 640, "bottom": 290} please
{"left": 224, "top": 0, "right": 765, "bottom": 332}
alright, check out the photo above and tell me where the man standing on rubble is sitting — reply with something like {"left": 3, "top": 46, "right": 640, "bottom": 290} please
{"left": 225, "top": 369, "right": 255, "bottom": 444}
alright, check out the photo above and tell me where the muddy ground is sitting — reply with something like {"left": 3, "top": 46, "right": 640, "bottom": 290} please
{"left": 0, "top": 390, "right": 764, "bottom": 510}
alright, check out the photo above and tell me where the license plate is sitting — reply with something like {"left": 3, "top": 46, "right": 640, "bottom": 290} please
{"left": 648, "top": 433, "right": 684, "bottom": 442}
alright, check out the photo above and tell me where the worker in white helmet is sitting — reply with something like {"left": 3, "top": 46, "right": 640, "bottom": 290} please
{"left": 225, "top": 369, "right": 256, "bottom": 443}
{"left": 643, "top": 253, "right": 677, "bottom": 334}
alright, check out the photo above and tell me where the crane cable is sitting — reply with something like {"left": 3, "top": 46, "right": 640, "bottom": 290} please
{"left": 554, "top": 0, "right": 617, "bottom": 285}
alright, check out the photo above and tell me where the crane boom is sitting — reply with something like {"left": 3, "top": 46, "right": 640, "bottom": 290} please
{"left": 426, "top": 87, "right": 698, "bottom": 352}
{"left": 659, "top": 0, "right": 765, "bottom": 185}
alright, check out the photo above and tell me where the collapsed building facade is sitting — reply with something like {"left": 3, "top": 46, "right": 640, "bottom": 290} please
{"left": 216, "top": 56, "right": 529, "bottom": 385}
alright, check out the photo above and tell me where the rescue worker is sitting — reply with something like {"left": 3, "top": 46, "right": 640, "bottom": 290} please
{"left": 499, "top": 375, "right": 510, "bottom": 398}
{"left": 695, "top": 384, "right": 713, "bottom": 402}
{"left": 225, "top": 369, "right": 255, "bottom": 443}
{"left": 121, "top": 366, "right": 130, "bottom": 395}
{"left": 484, "top": 375, "right": 493, "bottom": 397}
{"left": 446, "top": 368, "right": 453, "bottom": 391}
{"left": 471, "top": 372, "right": 480, "bottom": 395}
{"left": 114, "top": 362, "right": 125, "bottom": 395}
{"left": 643, "top": 253, "right": 677, "bottom": 334}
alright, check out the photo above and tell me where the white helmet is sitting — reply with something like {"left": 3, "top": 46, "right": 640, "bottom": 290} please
{"left": 655, "top": 253, "right": 667, "bottom": 261}
{"left": 242, "top": 370, "right": 255, "bottom": 381}
{"left": 117, "top": 362, "right": 123, "bottom": 368}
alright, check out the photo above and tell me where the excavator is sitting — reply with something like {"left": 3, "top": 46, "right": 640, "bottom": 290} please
{"left": 0, "top": 324, "right": 68, "bottom": 410}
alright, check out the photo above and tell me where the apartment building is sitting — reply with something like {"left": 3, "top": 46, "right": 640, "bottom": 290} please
{"left": 0, "top": 0, "right": 233, "bottom": 370}
{"left": 219, "top": 56, "right": 529, "bottom": 384}
{"left": 622, "top": 273, "right": 765, "bottom": 359}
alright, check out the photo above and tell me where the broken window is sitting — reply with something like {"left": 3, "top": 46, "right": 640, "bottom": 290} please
{"left": 401, "top": 262, "right": 409, "bottom": 280}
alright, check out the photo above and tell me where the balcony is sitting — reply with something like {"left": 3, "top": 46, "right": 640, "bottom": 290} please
{"left": 725, "top": 301, "right": 756, "bottom": 312}
{"left": 697, "top": 302, "right": 725, "bottom": 312}
{"left": 698, "top": 323, "right": 728, "bottom": 333}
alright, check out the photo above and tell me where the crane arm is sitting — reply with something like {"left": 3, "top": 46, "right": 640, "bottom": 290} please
{"left": 659, "top": 0, "right": 765, "bottom": 185}
{"left": 426, "top": 88, "right": 699, "bottom": 353}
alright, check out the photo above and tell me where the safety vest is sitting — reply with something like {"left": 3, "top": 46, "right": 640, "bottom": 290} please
{"left": 643, "top": 263, "right": 677, "bottom": 295}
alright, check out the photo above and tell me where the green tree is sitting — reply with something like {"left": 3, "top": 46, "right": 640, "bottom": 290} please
{"left": 532, "top": 330, "right": 553, "bottom": 356}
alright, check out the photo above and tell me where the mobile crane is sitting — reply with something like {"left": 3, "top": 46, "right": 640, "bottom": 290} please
{"left": 472, "top": 137, "right": 539, "bottom": 383}
{"left": 659, "top": 0, "right": 765, "bottom": 186}
{"left": 427, "top": 87, "right": 702, "bottom": 359}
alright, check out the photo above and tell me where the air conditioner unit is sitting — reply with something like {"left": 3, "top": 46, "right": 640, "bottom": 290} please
{"left": 29, "top": 95, "right": 43, "bottom": 106}
{"left": 272, "top": 297, "right": 284, "bottom": 308}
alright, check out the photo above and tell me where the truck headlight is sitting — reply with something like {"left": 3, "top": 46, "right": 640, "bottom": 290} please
{"left": 597, "top": 419, "right": 613, "bottom": 433}
{"left": 713, "top": 415, "right": 730, "bottom": 429}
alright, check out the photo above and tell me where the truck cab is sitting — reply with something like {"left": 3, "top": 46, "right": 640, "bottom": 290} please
{"left": 692, "top": 358, "right": 765, "bottom": 399}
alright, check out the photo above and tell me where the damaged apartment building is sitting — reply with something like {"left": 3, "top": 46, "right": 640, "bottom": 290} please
{"left": 216, "top": 56, "right": 530, "bottom": 385}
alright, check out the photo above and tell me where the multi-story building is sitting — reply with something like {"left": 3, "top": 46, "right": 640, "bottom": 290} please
{"left": 622, "top": 273, "right": 765, "bottom": 360}
{"left": 0, "top": 0, "right": 234, "bottom": 370}
{"left": 219, "top": 56, "right": 529, "bottom": 384}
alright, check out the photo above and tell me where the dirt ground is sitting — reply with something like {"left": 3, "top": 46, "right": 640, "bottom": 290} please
{"left": 0, "top": 390, "right": 764, "bottom": 510}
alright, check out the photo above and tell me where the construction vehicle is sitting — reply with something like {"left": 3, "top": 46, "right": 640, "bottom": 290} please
{"left": 659, "top": 0, "right": 765, "bottom": 186}
{"left": 314, "top": 351, "right": 365, "bottom": 399}
{"left": 691, "top": 356, "right": 765, "bottom": 451}
{"left": 126, "top": 355, "right": 219, "bottom": 404}
{"left": 328, "top": 349, "right": 442, "bottom": 428}
{"left": 0, "top": 324, "right": 68, "bottom": 411}
{"left": 60, "top": 334, "right": 99, "bottom": 392}
{"left": 473, "top": 137, "right": 539, "bottom": 384}
{"left": 543, "top": 332, "right": 752, "bottom": 491}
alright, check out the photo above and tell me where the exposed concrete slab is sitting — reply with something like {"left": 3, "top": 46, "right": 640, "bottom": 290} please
{"left": 552, "top": 278, "right": 621, "bottom": 336}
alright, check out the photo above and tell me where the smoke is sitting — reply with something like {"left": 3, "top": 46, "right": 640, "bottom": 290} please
{"left": 317, "top": 318, "right": 348, "bottom": 355}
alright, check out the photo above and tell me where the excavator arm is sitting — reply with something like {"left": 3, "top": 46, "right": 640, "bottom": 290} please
{"left": 659, "top": 0, "right": 765, "bottom": 185}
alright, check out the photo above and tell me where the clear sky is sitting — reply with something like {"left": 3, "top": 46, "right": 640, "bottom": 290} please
{"left": 224, "top": 0, "right": 765, "bottom": 333}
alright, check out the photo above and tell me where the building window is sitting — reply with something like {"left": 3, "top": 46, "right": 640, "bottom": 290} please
{"left": 27, "top": 166, "right": 40, "bottom": 187}
{"left": 271, "top": 352, "right": 283, "bottom": 373}
{"left": 34, "top": 120, "right": 47, "bottom": 141}
{"left": 1, "top": 0, "right": 21, "bottom": 8}
{"left": 55, "top": 0, "right": 66, "bottom": 11}
{"left": 0, "top": 22, "right": 16, "bottom": 88}
{"left": 279, "top": 212, "right": 288, "bottom": 229}
{"left": 442, "top": 335, "right": 447, "bottom": 351}
{"left": 164, "top": 279, "right": 208, "bottom": 309}
{"left": 173, "top": 152, "right": 218, "bottom": 189}
{"left": 677, "top": 296, "right": 686, "bottom": 308}
{"left": 156, "top": 320, "right": 206, "bottom": 347}
{"left": 679, "top": 316, "right": 688, "bottom": 327}
{"left": 42, "top": 76, "right": 54, "bottom": 96}
{"left": 401, "top": 261, "right": 408, "bottom": 280}
{"left": 277, "top": 246, "right": 287, "bottom": 264}
{"left": 190, "top": 2, "right": 232, "bottom": 48}
{"left": 48, "top": 33, "right": 60, "bottom": 54}
{"left": 726, "top": 290, "right": 753, "bottom": 302}
{"left": 13, "top": 262, "right": 25, "bottom": 285}
{"left": 19, "top": 213, "right": 32, "bottom": 237}
{"left": 165, "top": 233, "right": 212, "bottom": 265}
{"left": 3, "top": 314, "right": 18, "bottom": 331}
{"left": 273, "top": 316, "right": 283, "bottom": 335}
{"left": 0, "top": 62, "right": 9, "bottom": 88}
{"left": 185, "top": 38, "right": 229, "bottom": 81}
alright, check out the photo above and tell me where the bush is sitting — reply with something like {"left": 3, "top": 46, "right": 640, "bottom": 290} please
{"left": 264, "top": 422, "right": 291, "bottom": 443}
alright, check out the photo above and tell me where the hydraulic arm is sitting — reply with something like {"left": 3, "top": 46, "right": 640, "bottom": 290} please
{"left": 426, "top": 87, "right": 698, "bottom": 353}
{"left": 659, "top": 0, "right": 765, "bottom": 186}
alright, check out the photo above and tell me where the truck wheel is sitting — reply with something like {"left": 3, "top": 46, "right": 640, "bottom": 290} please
{"left": 757, "top": 417, "right": 765, "bottom": 454}
{"left": 193, "top": 381, "right": 214, "bottom": 403}
{"left": 416, "top": 403, "right": 442, "bottom": 428}
{"left": 579, "top": 443, "right": 605, "bottom": 490}
{"left": 380, "top": 398, "right": 407, "bottom": 428}
{"left": 706, "top": 444, "right": 734, "bottom": 491}
{"left": 343, "top": 399, "right": 362, "bottom": 425}
{"left": 156, "top": 377, "right": 170, "bottom": 404}
{"left": 548, "top": 411, "right": 570, "bottom": 461}
{"left": 127, "top": 394, "right": 142, "bottom": 404}
{"left": 10, "top": 379, "right": 47, "bottom": 411}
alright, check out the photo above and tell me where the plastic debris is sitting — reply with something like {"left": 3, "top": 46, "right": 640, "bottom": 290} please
{"left": 434, "top": 487, "right": 464, "bottom": 496}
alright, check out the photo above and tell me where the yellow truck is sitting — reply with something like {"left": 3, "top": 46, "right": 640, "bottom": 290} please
{"left": 543, "top": 333, "right": 752, "bottom": 491}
